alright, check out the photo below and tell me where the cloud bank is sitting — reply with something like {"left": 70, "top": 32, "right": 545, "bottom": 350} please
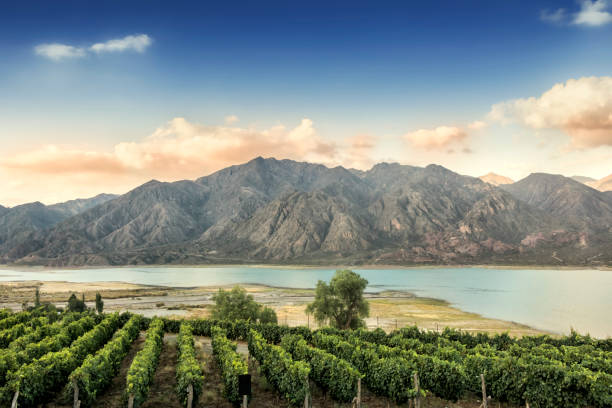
{"left": 489, "top": 76, "right": 612, "bottom": 149}
{"left": 2, "top": 118, "right": 339, "bottom": 179}
{"left": 1, "top": 118, "right": 386, "bottom": 205}
{"left": 35, "top": 34, "right": 152, "bottom": 61}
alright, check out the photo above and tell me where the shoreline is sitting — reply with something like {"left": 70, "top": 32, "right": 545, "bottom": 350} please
{"left": 0, "top": 279, "right": 551, "bottom": 338}
{"left": 1, "top": 263, "right": 610, "bottom": 272}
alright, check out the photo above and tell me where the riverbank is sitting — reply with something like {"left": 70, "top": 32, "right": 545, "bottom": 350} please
{"left": 2, "top": 263, "right": 610, "bottom": 271}
{"left": 0, "top": 280, "right": 546, "bottom": 337}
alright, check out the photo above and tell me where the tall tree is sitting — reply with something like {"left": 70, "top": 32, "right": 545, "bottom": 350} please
{"left": 306, "top": 269, "right": 369, "bottom": 329}
{"left": 67, "top": 293, "right": 86, "bottom": 313}
{"left": 211, "top": 286, "right": 261, "bottom": 321}
{"left": 259, "top": 306, "right": 278, "bottom": 324}
{"left": 34, "top": 287, "right": 41, "bottom": 308}
{"left": 95, "top": 292, "right": 104, "bottom": 314}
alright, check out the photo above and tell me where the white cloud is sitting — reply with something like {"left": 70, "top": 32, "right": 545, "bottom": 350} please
{"left": 34, "top": 34, "right": 152, "bottom": 61}
{"left": 404, "top": 126, "right": 468, "bottom": 150}
{"left": 90, "top": 34, "right": 152, "bottom": 54}
{"left": 573, "top": 0, "right": 612, "bottom": 26}
{"left": 34, "top": 43, "right": 86, "bottom": 61}
{"left": 224, "top": 115, "right": 239, "bottom": 125}
{"left": 489, "top": 76, "right": 612, "bottom": 149}
{"left": 468, "top": 120, "right": 487, "bottom": 130}
{"left": 540, "top": 8, "right": 567, "bottom": 23}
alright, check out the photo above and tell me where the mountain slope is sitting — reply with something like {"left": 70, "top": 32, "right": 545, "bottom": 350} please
{"left": 501, "top": 173, "right": 612, "bottom": 230}
{"left": 0, "top": 194, "right": 117, "bottom": 255}
{"left": 2, "top": 158, "right": 611, "bottom": 266}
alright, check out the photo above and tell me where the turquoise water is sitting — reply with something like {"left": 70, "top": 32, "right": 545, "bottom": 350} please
{"left": 1, "top": 266, "right": 610, "bottom": 338}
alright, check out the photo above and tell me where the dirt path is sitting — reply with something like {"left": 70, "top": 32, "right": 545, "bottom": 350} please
{"left": 92, "top": 332, "right": 147, "bottom": 408}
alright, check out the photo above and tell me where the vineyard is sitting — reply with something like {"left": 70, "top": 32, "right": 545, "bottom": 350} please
{"left": 0, "top": 308, "right": 609, "bottom": 408}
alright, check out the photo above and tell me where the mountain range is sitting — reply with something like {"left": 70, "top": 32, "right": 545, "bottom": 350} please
{"left": 1, "top": 157, "right": 610, "bottom": 267}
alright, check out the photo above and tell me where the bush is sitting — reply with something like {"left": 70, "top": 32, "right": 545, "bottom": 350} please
{"left": 0, "top": 314, "right": 96, "bottom": 388}
{"left": 176, "top": 323, "right": 204, "bottom": 407}
{"left": 248, "top": 329, "right": 310, "bottom": 406}
{"left": 259, "top": 307, "right": 278, "bottom": 324}
{"left": 311, "top": 331, "right": 419, "bottom": 404}
{"left": 281, "top": 334, "right": 361, "bottom": 402}
{"left": 211, "top": 326, "right": 247, "bottom": 404}
{"left": 66, "top": 314, "right": 142, "bottom": 407}
{"left": 125, "top": 318, "right": 165, "bottom": 407}
{"left": 7, "top": 313, "right": 122, "bottom": 406}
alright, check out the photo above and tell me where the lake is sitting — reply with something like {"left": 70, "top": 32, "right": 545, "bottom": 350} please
{"left": 1, "top": 266, "right": 610, "bottom": 338}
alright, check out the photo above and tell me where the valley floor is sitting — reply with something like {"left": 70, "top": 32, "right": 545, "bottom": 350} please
{"left": 0, "top": 280, "right": 545, "bottom": 337}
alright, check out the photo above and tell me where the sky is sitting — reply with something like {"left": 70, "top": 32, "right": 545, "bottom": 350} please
{"left": 1, "top": 0, "right": 611, "bottom": 206}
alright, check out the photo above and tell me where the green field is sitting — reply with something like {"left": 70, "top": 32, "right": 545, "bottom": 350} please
{"left": 0, "top": 308, "right": 610, "bottom": 408}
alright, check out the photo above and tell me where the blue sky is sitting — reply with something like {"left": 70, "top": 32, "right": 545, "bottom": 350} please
{"left": 1, "top": 0, "right": 611, "bottom": 205}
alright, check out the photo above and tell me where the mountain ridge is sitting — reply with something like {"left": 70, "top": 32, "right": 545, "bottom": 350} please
{"left": 2, "top": 158, "right": 610, "bottom": 267}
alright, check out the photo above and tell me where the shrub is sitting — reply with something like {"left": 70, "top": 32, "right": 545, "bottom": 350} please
{"left": 176, "top": 323, "right": 204, "bottom": 407}
{"left": 125, "top": 318, "right": 165, "bottom": 407}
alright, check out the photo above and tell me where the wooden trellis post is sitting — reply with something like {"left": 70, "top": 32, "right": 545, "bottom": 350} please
{"left": 128, "top": 394, "right": 134, "bottom": 408}
{"left": 242, "top": 394, "right": 248, "bottom": 408}
{"left": 413, "top": 372, "right": 421, "bottom": 408}
{"left": 356, "top": 377, "right": 361, "bottom": 408}
{"left": 11, "top": 388, "right": 19, "bottom": 408}
{"left": 187, "top": 384, "right": 194, "bottom": 408}
{"left": 480, "top": 374, "right": 490, "bottom": 408}
{"left": 73, "top": 380, "right": 80, "bottom": 408}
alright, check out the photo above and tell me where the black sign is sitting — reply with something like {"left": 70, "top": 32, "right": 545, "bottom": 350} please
{"left": 238, "top": 374, "right": 251, "bottom": 396}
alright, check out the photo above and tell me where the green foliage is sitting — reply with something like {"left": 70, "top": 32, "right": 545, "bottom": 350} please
{"left": 176, "top": 323, "right": 204, "bottom": 407}
{"left": 0, "top": 310, "right": 11, "bottom": 321}
{"left": 357, "top": 325, "right": 612, "bottom": 406}
{"left": 0, "top": 314, "right": 95, "bottom": 388}
{"left": 311, "top": 331, "right": 419, "bottom": 404}
{"left": 7, "top": 313, "right": 122, "bottom": 406}
{"left": 259, "top": 306, "right": 278, "bottom": 324}
{"left": 67, "top": 293, "right": 87, "bottom": 313}
{"left": 248, "top": 329, "right": 310, "bottom": 406}
{"left": 306, "top": 269, "right": 369, "bottom": 329}
{"left": 0, "top": 316, "right": 47, "bottom": 348}
{"left": 280, "top": 334, "right": 361, "bottom": 402}
{"left": 125, "top": 318, "right": 164, "bottom": 407}
{"left": 0, "top": 310, "right": 35, "bottom": 331}
{"left": 67, "top": 314, "right": 142, "bottom": 407}
{"left": 211, "top": 326, "right": 247, "bottom": 405}
{"left": 95, "top": 292, "right": 104, "bottom": 314}
{"left": 211, "top": 285, "right": 276, "bottom": 324}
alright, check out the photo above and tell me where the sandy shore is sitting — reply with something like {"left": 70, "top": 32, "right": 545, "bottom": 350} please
{"left": 0, "top": 280, "right": 546, "bottom": 337}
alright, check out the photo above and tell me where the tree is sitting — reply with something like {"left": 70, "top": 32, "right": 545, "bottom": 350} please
{"left": 306, "top": 269, "right": 370, "bottom": 329}
{"left": 259, "top": 306, "right": 278, "bottom": 324}
{"left": 34, "top": 287, "right": 41, "bottom": 308}
{"left": 95, "top": 292, "right": 104, "bottom": 314}
{"left": 211, "top": 286, "right": 261, "bottom": 321}
{"left": 67, "top": 293, "right": 86, "bottom": 313}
